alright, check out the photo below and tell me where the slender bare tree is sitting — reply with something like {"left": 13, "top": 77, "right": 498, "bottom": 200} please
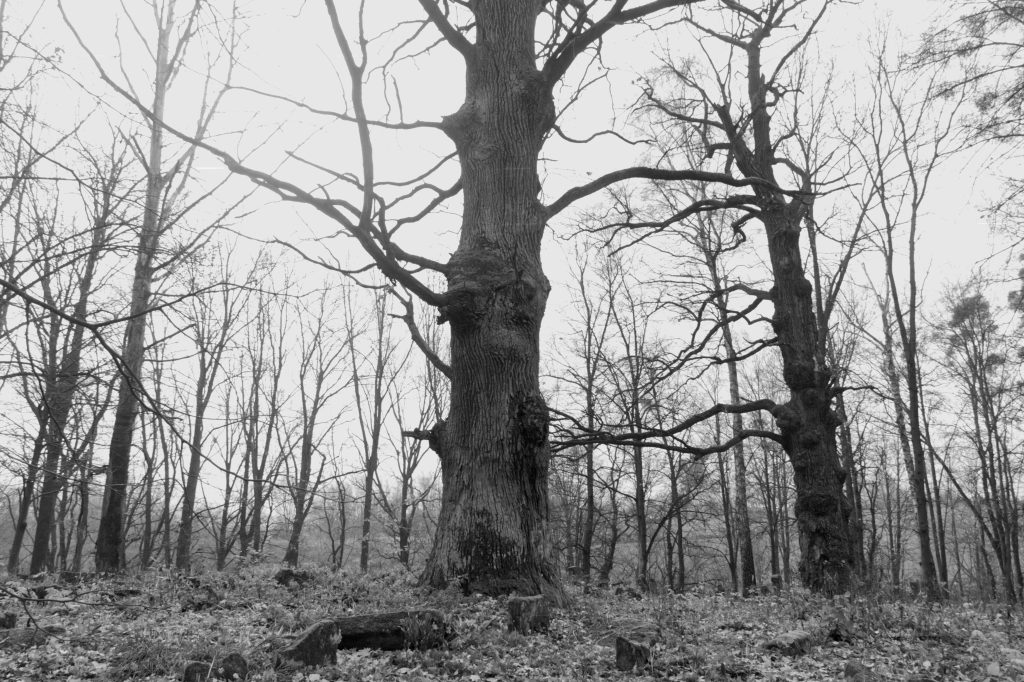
{"left": 174, "top": 249, "right": 251, "bottom": 571}
{"left": 281, "top": 290, "right": 349, "bottom": 568}
{"left": 848, "top": 43, "right": 966, "bottom": 599}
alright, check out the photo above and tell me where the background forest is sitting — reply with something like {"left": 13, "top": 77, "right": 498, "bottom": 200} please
{"left": 2, "top": 0, "right": 1024, "bottom": 612}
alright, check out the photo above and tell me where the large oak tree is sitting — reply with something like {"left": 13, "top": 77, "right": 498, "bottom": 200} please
{"left": 79, "top": 0, "right": 809, "bottom": 597}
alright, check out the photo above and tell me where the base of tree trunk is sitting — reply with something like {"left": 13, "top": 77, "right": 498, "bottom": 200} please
{"left": 507, "top": 595, "right": 550, "bottom": 634}
{"left": 277, "top": 610, "right": 452, "bottom": 668}
{"left": 420, "top": 561, "right": 566, "bottom": 606}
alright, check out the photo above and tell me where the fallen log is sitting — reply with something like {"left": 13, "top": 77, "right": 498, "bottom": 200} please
{"left": 277, "top": 609, "right": 452, "bottom": 668}
{"left": 335, "top": 609, "right": 450, "bottom": 650}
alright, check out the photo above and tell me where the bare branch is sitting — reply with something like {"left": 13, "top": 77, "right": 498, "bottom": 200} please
{"left": 545, "top": 166, "right": 781, "bottom": 218}
{"left": 553, "top": 398, "right": 780, "bottom": 451}
{"left": 415, "top": 0, "right": 473, "bottom": 58}
{"left": 389, "top": 289, "right": 452, "bottom": 379}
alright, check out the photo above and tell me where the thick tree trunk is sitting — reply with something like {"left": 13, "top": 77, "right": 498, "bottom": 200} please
{"left": 670, "top": 14, "right": 856, "bottom": 594}
{"left": 420, "top": 2, "right": 560, "bottom": 602}
{"left": 763, "top": 208, "right": 852, "bottom": 594}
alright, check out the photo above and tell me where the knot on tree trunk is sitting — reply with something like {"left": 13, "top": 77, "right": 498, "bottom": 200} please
{"left": 440, "top": 242, "right": 514, "bottom": 330}
{"left": 511, "top": 66, "right": 556, "bottom": 134}
{"left": 403, "top": 420, "right": 447, "bottom": 460}
{"left": 782, "top": 361, "right": 815, "bottom": 389}
{"left": 771, "top": 402, "right": 801, "bottom": 435}
{"left": 439, "top": 103, "right": 477, "bottom": 149}
{"left": 796, "top": 492, "right": 843, "bottom": 517}
{"left": 429, "top": 420, "right": 447, "bottom": 458}
{"left": 516, "top": 394, "right": 549, "bottom": 447}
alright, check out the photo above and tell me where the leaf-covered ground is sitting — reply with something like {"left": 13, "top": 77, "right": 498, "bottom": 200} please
{"left": 1, "top": 567, "right": 1022, "bottom": 681}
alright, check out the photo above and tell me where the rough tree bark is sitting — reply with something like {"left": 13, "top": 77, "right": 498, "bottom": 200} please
{"left": 761, "top": 205, "right": 852, "bottom": 593}
{"left": 109, "top": 0, "right": 698, "bottom": 598}
{"left": 664, "top": 1, "right": 853, "bottom": 593}
{"left": 418, "top": 2, "right": 559, "bottom": 599}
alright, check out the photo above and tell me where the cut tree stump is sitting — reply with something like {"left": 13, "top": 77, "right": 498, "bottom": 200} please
{"left": 507, "top": 595, "right": 550, "bottom": 634}
{"left": 615, "top": 635, "right": 651, "bottom": 671}
{"left": 277, "top": 610, "right": 451, "bottom": 668}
